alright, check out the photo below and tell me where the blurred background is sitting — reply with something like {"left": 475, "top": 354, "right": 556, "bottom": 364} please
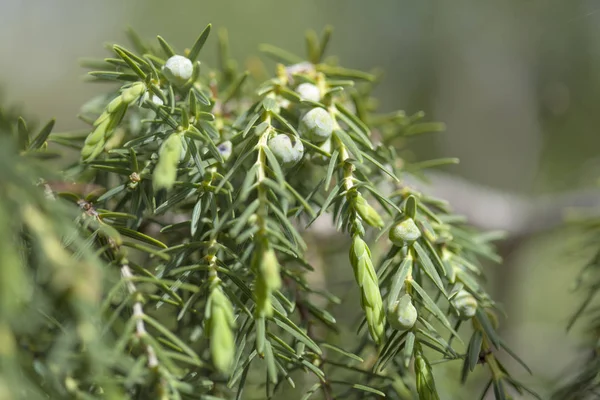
{"left": 2, "top": 0, "right": 599, "bottom": 398}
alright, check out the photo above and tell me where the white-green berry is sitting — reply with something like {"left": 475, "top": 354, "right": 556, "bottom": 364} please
{"left": 295, "top": 83, "right": 321, "bottom": 102}
{"left": 141, "top": 92, "right": 165, "bottom": 107}
{"left": 278, "top": 97, "right": 291, "bottom": 110}
{"left": 162, "top": 55, "right": 193, "bottom": 86}
{"left": 217, "top": 140, "right": 233, "bottom": 161}
{"left": 298, "top": 107, "right": 334, "bottom": 143}
{"left": 267, "top": 134, "right": 304, "bottom": 168}
{"left": 451, "top": 290, "right": 478, "bottom": 320}
{"left": 151, "top": 94, "right": 164, "bottom": 106}
{"left": 388, "top": 294, "right": 417, "bottom": 331}
{"left": 389, "top": 217, "right": 421, "bottom": 247}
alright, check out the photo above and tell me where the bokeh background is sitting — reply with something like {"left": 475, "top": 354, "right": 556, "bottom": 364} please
{"left": 2, "top": 1, "right": 600, "bottom": 398}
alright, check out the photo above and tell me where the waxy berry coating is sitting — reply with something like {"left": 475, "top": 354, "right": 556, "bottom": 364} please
{"left": 267, "top": 134, "right": 304, "bottom": 168}
{"left": 162, "top": 55, "right": 193, "bottom": 86}
{"left": 299, "top": 108, "right": 334, "bottom": 143}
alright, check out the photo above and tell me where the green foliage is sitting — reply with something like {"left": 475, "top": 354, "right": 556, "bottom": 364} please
{"left": 0, "top": 24, "right": 538, "bottom": 399}
{"left": 552, "top": 214, "right": 600, "bottom": 399}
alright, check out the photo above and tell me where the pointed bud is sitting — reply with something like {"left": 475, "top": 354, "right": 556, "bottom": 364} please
{"left": 350, "top": 235, "right": 385, "bottom": 344}
{"left": 207, "top": 286, "right": 235, "bottom": 374}
{"left": 254, "top": 247, "right": 281, "bottom": 318}
{"left": 354, "top": 193, "right": 384, "bottom": 229}
{"left": 415, "top": 348, "right": 440, "bottom": 400}
{"left": 260, "top": 248, "right": 282, "bottom": 291}
{"left": 81, "top": 84, "right": 144, "bottom": 161}
{"left": 106, "top": 96, "right": 123, "bottom": 113}
{"left": 121, "top": 82, "right": 146, "bottom": 104}
{"left": 153, "top": 134, "right": 183, "bottom": 190}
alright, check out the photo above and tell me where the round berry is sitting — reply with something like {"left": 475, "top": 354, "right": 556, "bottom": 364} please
{"left": 217, "top": 140, "right": 233, "bottom": 161}
{"left": 298, "top": 108, "right": 334, "bottom": 143}
{"left": 295, "top": 83, "right": 321, "bottom": 102}
{"left": 389, "top": 218, "right": 421, "bottom": 247}
{"left": 388, "top": 294, "right": 417, "bottom": 331}
{"left": 451, "top": 290, "right": 478, "bottom": 320}
{"left": 267, "top": 134, "right": 304, "bottom": 168}
{"left": 162, "top": 55, "right": 193, "bottom": 86}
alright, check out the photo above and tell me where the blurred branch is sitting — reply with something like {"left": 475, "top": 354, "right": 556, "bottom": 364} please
{"left": 406, "top": 172, "right": 599, "bottom": 236}
{"left": 310, "top": 172, "right": 599, "bottom": 240}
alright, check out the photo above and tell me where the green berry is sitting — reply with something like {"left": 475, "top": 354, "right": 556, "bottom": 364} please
{"left": 295, "top": 83, "right": 320, "bottom": 102}
{"left": 298, "top": 107, "right": 334, "bottom": 143}
{"left": 389, "top": 218, "right": 421, "bottom": 247}
{"left": 451, "top": 289, "right": 478, "bottom": 320}
{"left": 388, "top": 294, "right": 417, "bottom": 331}
{"left": 267, "top": 134, "right": 304, "bottom": 168}
{"left": 162, "top": 55, "right": 193, "bottom": 86}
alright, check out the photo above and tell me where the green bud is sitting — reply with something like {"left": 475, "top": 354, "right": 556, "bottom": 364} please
{"left": 451, "top": 289, "right": 478, "bottom": 320}
{"left": 121, "top": 82, "right": 145, "bottom": 104}
{"left": 93, "top": 110, "right": 111, "bottom": 127}
{"left": 81, "top": 91, "right": 131, "bottom": 161}
{"left": 388, "top": 294, "right": 417, "bottom": 331}
{"left": 415, "top": 348, "right": 440, "bottom": 400}
{"left": 85, "top": 118, "right": 110, "bottom": 148}
{"left": 442, "top": 248, "right": 457, "bottom": 284}
{"left": 260, "top": 248, "right": 282, "bottom": 290}
{"left": 162, "top": 55, "right": 193, "bottom": 86}
{"left": 295, "top": 82, "right": 320, "bottom": 102}
{"left": 254, "top": 247, "right": 281, "bottom": 318}
{"left": 81, "top": 118, "right": 111, "bottom": 161}
{"left": 267, "top": 133, "right": 304, "bottom": 168}
{"left": 389, "top": 217, "right": 421, "bottom": 247}
{"left": 153, "top": 134, "right": 183, "bottom": 190}
{"left": 350, "top": 235, "right": 385, "bottom": 344}
{"left": 80, "top": 83, "right": 146, "bottom": 162}
{"left": 106, "top": 96, "right": 123, "bottom": 113}
{"left": 207, "top": 287, "right": 235, "bottom": 374}
{"left": 298, "top": 107, "right": 334, "bottom": 143}
{"left": 354, "top": 193, "right": 384, "bottom": 229}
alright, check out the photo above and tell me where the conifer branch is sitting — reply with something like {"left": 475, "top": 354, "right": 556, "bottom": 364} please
{"left": 0, "top": 23, "right": 542, "bottom": 400}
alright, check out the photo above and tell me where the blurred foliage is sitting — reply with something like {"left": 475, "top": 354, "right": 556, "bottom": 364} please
{"left": 551, "top": 209, "right": 600, "bottom": 399}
